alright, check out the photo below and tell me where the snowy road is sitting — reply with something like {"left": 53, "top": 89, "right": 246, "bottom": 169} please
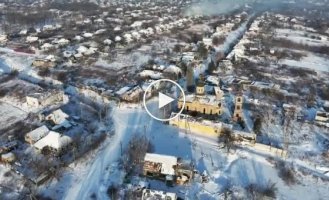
{"left": 60, "top": 107, "right": 149, "bottom": 199}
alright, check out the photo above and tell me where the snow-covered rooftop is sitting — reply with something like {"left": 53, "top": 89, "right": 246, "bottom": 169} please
{"left": 25, "top": 125, "right": 49, "bottom": 143}
{"left": 34, "top": 131, "right": 72, "bottom": 151}
{"left": 142, "top": 189, "right": 177, "bottom": 200}
{"left": 144, "top": 153, "right": 177, "bottom": 176}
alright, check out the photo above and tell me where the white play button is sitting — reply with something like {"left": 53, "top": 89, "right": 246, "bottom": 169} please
{"left": 158, "top": 92, "right": 175, "bottom": 109}
{"left": 143, "top": 79, "right": 185, "bottom": 121}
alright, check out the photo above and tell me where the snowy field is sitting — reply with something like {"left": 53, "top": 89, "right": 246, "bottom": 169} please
{"left": 95, "top": 52, "right": 150, "bottom": 71}
{"left": 0, "top": 54, "right": 39, "bottom": 80}
{"left": 0, "top": 101, "right": 27, "bottom": 130}
{"left": 279, "top": 52, "right": 329, "bottom": 72}
{"left": 275, "top": 28, "right": 329, "bottom": 47}
{"left": 40, "top": 105, "right": 329, "bottom": 200}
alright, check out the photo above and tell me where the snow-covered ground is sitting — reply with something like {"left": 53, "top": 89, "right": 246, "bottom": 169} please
{"left": 96, "top": 52, "right": 150, "bottom": 71}
{"left": 0, "top": 50, "right": 41, "bottom": 82}
{"left": 279, "top": 52, "right": 329, "bottom": 72}
{"left": 40, "top": 104, "right": 329, "bottom": 200}
{"left": 0, "top": 101, "right": 27, "bottom": 130}
{"left": 275, "top": 28, "right": 329, "bottom": 47}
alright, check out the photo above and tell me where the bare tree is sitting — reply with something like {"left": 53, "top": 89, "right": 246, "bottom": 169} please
{"left": 246, "top": 181, "right": 277, "bottom": 200}
{"left": 218, "top": 127, "right": 235, "bottom": 153}
{"left": 122, "top": 134, "right": 154, "bottom": 174}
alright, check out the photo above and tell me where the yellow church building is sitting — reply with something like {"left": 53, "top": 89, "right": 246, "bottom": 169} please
{"left": 178, "top": 81, "right": 223, "bottom": 115}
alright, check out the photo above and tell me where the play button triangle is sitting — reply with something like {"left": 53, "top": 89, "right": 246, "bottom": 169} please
{"left": 158, "top": 92, "right": 175, "bottom": 109}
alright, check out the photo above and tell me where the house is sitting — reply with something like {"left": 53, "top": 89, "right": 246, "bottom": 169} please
{"left": 142, "top": 80, "right": 160, "bottom": 99}
{"left": 95, "top": 29, "right": 106, "bottom": 35}
{"left": 26, "top": 36, "right": 39, "bottom": 43}
{"left": 29, "top": 171, "right": 52, "bottom": 186}
{"left": 26, "top": 90, "right": 66, "bottom": 109}
{"left": 56, "top": 38, "right": 70, "bottom": 46}
{"left": 25, "top": 125, "right": 49, "bottom": 144}
{"left": 103, "top": 39, "right": 112, "bottom": 45}
{"left": 232, "top": 130, "right": 257, "bottom": 144}
{"left": 45, "top": 109, "right": 69, "bottom": 125}
{"left": 115, "top": 36, "right": 122, "bottom": 42}
{"left": 124, "top": 33, "right": 133, "bottom": 43}
{"left": 33, "top": 131, "right": 72, "bottom": 153}
{"left": 119, "top": 86, "right": 143, "bottom": 102}
{"left": 40, "top": 43, "right": 54, "bottom": 51}
{"left": 206, "top": 76, "right": 220, "bottom": 86}
{"left": 202, "top": 37, "right": 212, "bottom": 47}
{"left": 143, "top": 153, "right": 177, "bottom": 184}
{"left": 115, "top": 86, "right": 131, "bottom": 96}
{"left": 0, "top": 141, "right": 18, "bottom": 154}
{"left": 139, "top": 70, "right": 163, "bottom": 80}
{"left": 32, "top": 58, "right": 56, "bottom": 68}
{"left": 315, "top": 111, "right": 329, "bottom": 122}
{"left": 217, "top": 60, "right": 233, "bottom": 72}
{"left": 83, "top": 32, "right": 93, "bottom": 38}
{"left": 163, "top": 65, "right": 182, "bottom": 79}
{"left": 1, "top": 152, "right": 16, "bottom": 163}
{"left": 0, "top": 34, "right": 8, "bottom": 44}
{"left": 142, "top": 189, "right": 177, "bottom": 200}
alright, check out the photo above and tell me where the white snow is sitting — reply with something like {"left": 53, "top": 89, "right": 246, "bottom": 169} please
{"left": 25, "top": 125, "right": 50, "bottom": 143}
{"left": 34, "top": 131, "right": 72, "bottom": 151}
{"left": 0, "top": 101, "right": 27, "bottom": 130}
{"left": 40, "top": 104, "right": 329, "bottom": 200}
{"left": 279, "top": 53, "right": 329, "bottom": 72}
{"left": 275, "top": 28, "right": 329, "bottom": 47}
{"left": 144, "top": 153, "right": 177, "bottom": 176}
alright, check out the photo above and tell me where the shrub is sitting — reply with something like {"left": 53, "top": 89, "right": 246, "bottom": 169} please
{"left": 0, "top": 88, "right": 9, "bottom": 97}
{"left": 56, "top": 72, "right": 67, "bottom": 82}
{"left": 38, "top": 68, "right": 50, "bottom": 77}
{"left": 246, "top": 181, "right": 277, "bottom": 199}
{"left": 253, "top": 117, "right": 262, "bottom": 135}
{"left": 276, "top": 161, "right": 296, "bottom": 185}
{"left": 107, "top": 185, "right": 119, "bottom": 200}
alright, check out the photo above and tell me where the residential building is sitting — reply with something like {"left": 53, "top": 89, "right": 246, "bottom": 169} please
{"left": 120, "top": 86, "right": 143, "bottom": 102}
{"left": 25, "top": 125, "right": 49, "bottom": 144}
{"left": 32, "top": 58, "right": 56, "bottom": 68}
{"left": 1, "top": 152, "right": 16, "bottom": 163}
{"left": 33, "top": 131, "right": 72, "bottom": 153}
{"left": 143, "top": 153, "right": 177, "bottom": 184}
{"left": 142, "top": 189, "right": 177, "bottom": 200}
{"left": 315, "top": 111, "right": 329, "bottom": 122}
{"left": 45, "top": 109, "right": 69, "bottom": 125}
{"left": 26, "top": 90, "right": 67, "bottom": 109}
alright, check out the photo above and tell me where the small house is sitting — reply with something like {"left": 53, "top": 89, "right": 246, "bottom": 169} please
{"left": 0, "top": 34, "right": 8, "bottom": 44}
{"left": 25, "top": 125, "right": 49, "bottom": 144}
{"left": 143, "top": 153, "right": 177, "bottom": 184}
{"left": 45, "top": 109, "right": 69, "bottom": 125}
{"left": 1, "top": 152, "right": 16, "bottom": 163}
{"left": 315, "top": 111, "right": 329, "bottom": 122}
{"left": 33, "top": 131, "right": 72, "bottom": 154}
{"left": 120, "top": 86, "right": 143, "bottom": 102}
{"left": 142, "top": 189, "right": 177, "bottom": 200}
{"left": 32, "top": 58, "right": 56, "bottom": 68}
{"left": 26, "top": 90, "right": 66, "bottom": 109}
{"left": 0, "top": 141, "right": 18, "bottom": 154}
